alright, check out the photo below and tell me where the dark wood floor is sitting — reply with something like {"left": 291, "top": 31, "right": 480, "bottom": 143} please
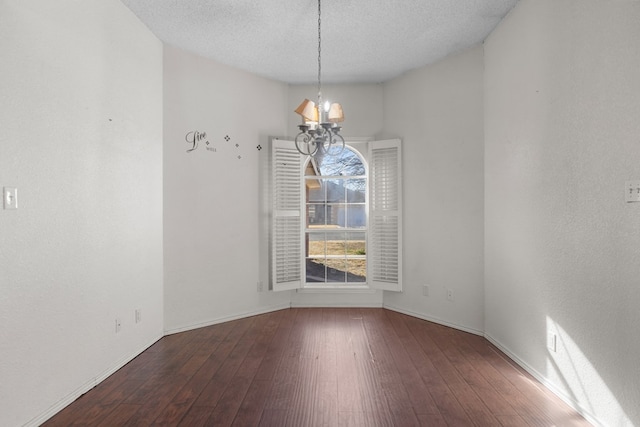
{"left": 44, "top": 308, "right": 591, "bottom": 426}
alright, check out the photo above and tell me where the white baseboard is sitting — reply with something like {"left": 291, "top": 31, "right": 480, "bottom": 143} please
{"left": 290, "top": 301, "right": 383, "bottom": 308}
{"left": 25, "top": 334, "right": 163, "bottom": 427}
{"left": 383, "top": 303, "right": 484, "bottom": 336}
{"left": 163, "top": 303, "right": 292, "bottom": 335}
{"left": 483, "top": 333, "right": 603, "bottom": 427}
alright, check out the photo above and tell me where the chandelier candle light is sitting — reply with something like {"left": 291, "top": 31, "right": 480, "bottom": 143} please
{"left": 294, "top": 0, "right": 345, "bottom": 157}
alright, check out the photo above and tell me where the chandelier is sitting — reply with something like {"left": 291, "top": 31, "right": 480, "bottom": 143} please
{"left": 294, "top": 0, "right": 345, "bottom": 157}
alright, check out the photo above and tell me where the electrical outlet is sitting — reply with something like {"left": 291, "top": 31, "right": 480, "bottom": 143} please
{"left": 3, "top": 187, "right": 18, "bottom": 210}
{"left": 135, "top": 309, "right": 142, "bottom": 324}
{"left": 547, "top": 332, "right": 557, "bottom": 352}
{"left": 115, "top": 318, "right": 122, "bottom": 333}
{"left": 446, "top": 289, "right": 454, "bottom": 301}
{"left": 422, "top": 285, "right": 429, "bottom": 297}
{"left": 625, "top": 180, "right": 640, "bottom": 203}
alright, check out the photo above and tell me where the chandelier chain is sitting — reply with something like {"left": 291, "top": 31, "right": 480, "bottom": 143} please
{"left": 317, "top": 0, "right": 322, "bottom": 101}
{"left": 294, "top": 0, "right": 345, "bottom": 159}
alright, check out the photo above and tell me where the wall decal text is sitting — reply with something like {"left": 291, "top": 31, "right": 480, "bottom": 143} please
{"left": 185, "top": 131, "right": 208, "bottom": 152}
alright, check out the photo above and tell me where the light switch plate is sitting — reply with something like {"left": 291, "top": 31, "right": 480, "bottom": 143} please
{"left": 625, "top": 181, "right": 640, "bottom": 203}
{"left": 3, "top": 187, "right": 18, "bottom": 209}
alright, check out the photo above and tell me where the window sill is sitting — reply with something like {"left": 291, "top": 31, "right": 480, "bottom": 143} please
{"left": 297, "top": 285, "right": 376, "bottom": 294}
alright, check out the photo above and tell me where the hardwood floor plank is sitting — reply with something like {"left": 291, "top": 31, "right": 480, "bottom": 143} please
{"left": 176, "top": 404, "right": 213, "bottom": 427}
{"left": 469, "top": 340, "right": 584, "bottom": 426}
{"left": 360, "top": 309, "right": 421, "bottom": 425}
{"left": 428, "top": 337, "right": 506, "bottom": 425}
{"left": 458, "top": 337, "right": 549, "bottom": 420}
{"left": 253, "top": 309, "right": 296, "bottom": 382}
{"left": 155, "top": 311, "right": 285, "bottom": 425}
{"left": 230, "top": 379, "right": 271, "bottom": 427}
{"left": 191, "top": 317, "right": 259, "bottom": 407}
{"left": 258, "top": 409, "right": 289, "bottom": 426}
{"left": 402, "top": 315, "right": 479, "bottom": 427}
{"left": 42, "top": 376, "right": 147, "bottom": 426}
{"left": 263, "top": 309, "right": 308, "bottom": 412}
{"left": 426, "top": 324, "right": 520, "bottom": 426}
{"left": 341, "top": 308, "right": 394, "bottom": 424}
{"left": 335, "top": 310, "right": 365, "bottom": 413}
{"left": 446, "top": 344, "right": 521, "bottom": 416}
{"left": 415, "top": 411, "right": 449, "bottom": 426}
{"left": 380, "top": 310, "right": 443, "bottom": 415}
{"left": 94, "top": 403, "right": 142, "bottom": 427}
{"left": 204, "top": 357, "right": 262, "bottom": 426}
{"left": 338, "top": 410, "right": 395, "bottom": 427}
{"left": 311, "top": 380, "right": 339, "bottom": 426}
{"left": 335, "top": 309, "right": 373, "bottom": 413}
{"left": 125, "top": 322, "right": 240, "bottom": 424}
{"left": 496, "top": 414, "right": 534, "bottom": 426}
{"left": 42, "top": 309, "right": 591, "bottom": 427}
{"left": 276, "top": 309, "right": 327, "bottom": 426}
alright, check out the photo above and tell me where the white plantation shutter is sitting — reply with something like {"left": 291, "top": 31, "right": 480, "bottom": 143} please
{"left": 271, "top": 139, "right": 303, "bottom": 291}
{"left": 368, "top": 139, "right": 402, "bottom": 291}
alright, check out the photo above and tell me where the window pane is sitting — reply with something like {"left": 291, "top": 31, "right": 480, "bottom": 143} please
{"left": 304, "top": 159, "right": 319, "bottom": 176}
{"left": 346, "top": 179, "right": 366, "bottom": 202}
{"left": 326, "top": 204, "right": 346, "bottom": 227}
{"left": 307, "top": 203, "right": 325, "bottom": 226}
{"left": 326, "top": 232, "right": 346, "bottom": 256}
{"left": 346, "top": 205, "right": 366, "bottom": 228}
{"left": 305, "top": 178, "right": 324, "bottom": 202}
{"left": 346, "top": 232, "right": 365, "bottom": 255}
{"left": 347, "top": 259, "right": 366, "bottom": 282}
{"left": 307, "top": 179, "right": 325, "bottom": 202}
{"left": 306, "top": 259, "right": 326, "bottom": 282}
{"left": 326, "top": 259, "right": 346, "bottom": 283}
{"left": 326, "top": 179, "right": 345, "bottom": 202}
{"left": 315, "top": 147, "right": 365, "bottom": 176}
{"left": 307, "top": 233, "right": 325, "bottom": 257}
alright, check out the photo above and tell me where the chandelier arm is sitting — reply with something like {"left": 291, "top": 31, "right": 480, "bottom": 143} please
{"left": 321, "top": 130, "right": 345, "bottom": 157}
{"left": 295, "top": 131, "right": 319, "bottom": 156}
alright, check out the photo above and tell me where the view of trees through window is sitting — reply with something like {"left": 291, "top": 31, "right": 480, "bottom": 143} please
{"left": 305, "top": 146, "right": 367, "bottom": 284}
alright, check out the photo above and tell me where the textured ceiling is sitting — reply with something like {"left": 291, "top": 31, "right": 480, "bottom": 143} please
{"left": 120, "top": 0, "right": 519, "bottom": 84}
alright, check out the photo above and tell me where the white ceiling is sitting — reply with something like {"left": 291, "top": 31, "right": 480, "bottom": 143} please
{"left": 120, "top": 0, "right": 519, "bottom": 84}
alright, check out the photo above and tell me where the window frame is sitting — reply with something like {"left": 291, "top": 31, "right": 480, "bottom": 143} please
{"left": 303, "top": 145, "right": 369, "bottom": 289}
{"left": 270, "top": 138, "right": 401, "bottom": 293}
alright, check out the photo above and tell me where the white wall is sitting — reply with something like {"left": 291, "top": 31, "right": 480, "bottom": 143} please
{"left": 0, "top": 1, "right": 164, "bottom": 425}
{"left": 382, "top": 47, "right": 486, "bottom": 334}
{"left": 484, "top": 1, "right": 640, "bottom": 425}
{"left": 163, "top": 46, "right": 292, "bottom": 333}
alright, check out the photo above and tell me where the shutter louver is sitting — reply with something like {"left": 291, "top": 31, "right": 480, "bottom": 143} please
{"left": 369, "top": 140, "right": 402, "bottom": 291}
{"left": 274, "top": 216, "right": 301, "bottom": 283}
{"left": 271, "top": 140, "right": 303, "bottom": 291}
